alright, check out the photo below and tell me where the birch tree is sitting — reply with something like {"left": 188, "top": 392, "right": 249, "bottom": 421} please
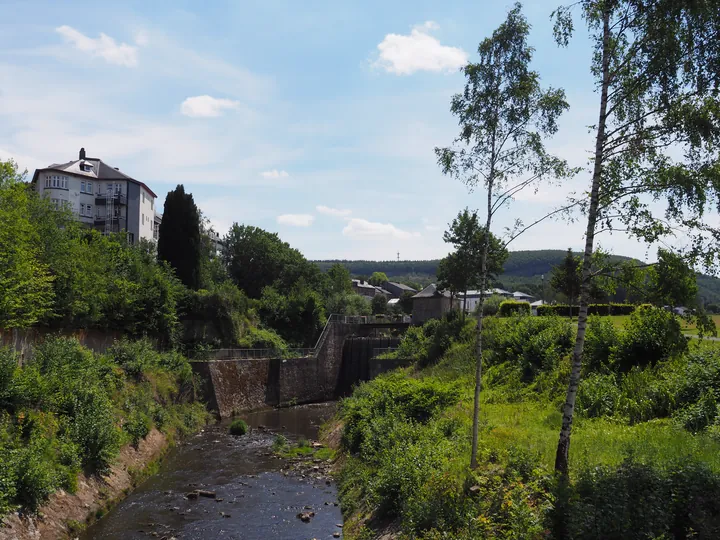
{"left": 435, "top": 3, "right": 574, "bottom": 468}
{"left": 552, "top": 0, "right": 720, "bottom": 475}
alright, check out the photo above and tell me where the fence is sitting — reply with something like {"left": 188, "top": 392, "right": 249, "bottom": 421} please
{"left": 193, "top": 313, "right": 409, "bottom": 362}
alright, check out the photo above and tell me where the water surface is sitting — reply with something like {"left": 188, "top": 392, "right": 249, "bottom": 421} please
{"left": 82, "top": 403, "right": 342, "bottom": 539}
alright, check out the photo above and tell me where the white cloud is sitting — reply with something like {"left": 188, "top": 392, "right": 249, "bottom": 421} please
{"left": 180, "top": 95, "right": 241, "bottom": 118}
{"left": 316, "top": 205, "right": 351, "bottom": 217}
{"left": 134, "top": 31, "right": 150, "bottom": 47}
{"left": 277, "top": 213, "right": 315, "bottom": 227}
{"left": 343, "top": 218, "right": 419, "bottom": 240}
{"left": 55, "top": 26, "right": 139, "bottom": 67}
{"left": 261, "top": 169, "right": 290, "bottom": 179}
{"left": 374, "top": 21, "right": 467, "bottom": 75}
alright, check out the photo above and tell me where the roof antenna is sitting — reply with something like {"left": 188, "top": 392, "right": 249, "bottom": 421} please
{"left": 397, "top": 251, "right": 400, "bottom": 262}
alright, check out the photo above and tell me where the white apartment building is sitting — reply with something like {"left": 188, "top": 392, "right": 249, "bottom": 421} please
{"left": 31, "top": 148, "right": 159, "bottom": 243}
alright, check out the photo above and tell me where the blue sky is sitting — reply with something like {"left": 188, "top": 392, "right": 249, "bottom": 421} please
{"left": 0, "top": 0, "right": 661, "bottom": 261}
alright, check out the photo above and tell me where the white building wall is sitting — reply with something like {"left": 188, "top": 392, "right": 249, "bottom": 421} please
{"left": 138, "top": 187, "right": 156, "bottom": 242}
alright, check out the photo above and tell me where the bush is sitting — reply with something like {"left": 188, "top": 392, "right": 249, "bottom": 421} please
{"left": 386, "top": 315, "right": 475, "bottom": 367}
{"left": 484, "top": 316, "right": 573, "bottom": 379}
{"left": 340, "top": 374, "right": 461, "bottom": 457}
{"left": 480, "top": 295, "right": 504, "bottom": 316}
{"left": 498, "top": 301, "right": 531, "bottom": 317}
{"left": 229, "top": 419, "right": 248, "bottom": 436}
{"left": 536, "top": 303, "right": 636, "bottom": 316}
{"left": 583, "top": 316, "right": 618, "bottom": 373}
{"left": 0, "top": 336, "right": 207, "bottom": 516}
{"left": 613, "top": 306, "right": 687, "bottom": 372}
{"left": 576, "top": 373, "right": 620, "bottom": 418}
{"left": 563, "top": 459, "right": 720, "bottom": 539}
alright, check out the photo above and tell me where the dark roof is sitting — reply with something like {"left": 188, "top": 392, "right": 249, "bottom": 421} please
{"left": 31, "top": 157, "right": 157, "bottom": 198}
{"left": 387, "top": 281, "right": 417, "bottom": 292}
{"left": 412, "top": 283, "right": 451, "bottom": 299}
{"left": 376, "top": 288, "right": 392, "bottom": 296}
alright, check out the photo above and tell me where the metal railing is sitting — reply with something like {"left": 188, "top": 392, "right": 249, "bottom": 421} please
{"left": 193, "top": 314, "right": 410, "bottom": 361}
{"left": 95, "top": 192, "right": 127, "bottom": 205}
{"left": 207, "top": 348, "right": 315, "bottom": 361}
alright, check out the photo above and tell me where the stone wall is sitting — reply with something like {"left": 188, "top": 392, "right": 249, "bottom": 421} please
{"left": 0, "top": 327, "right": 124, "bottom": 362}
{"left": 193, "top": 320, "right": 362, "bottom": 417}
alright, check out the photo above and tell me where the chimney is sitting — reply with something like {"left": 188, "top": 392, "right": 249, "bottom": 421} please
{"left": 79, "top": 147, "right": 86, "bottom": 160}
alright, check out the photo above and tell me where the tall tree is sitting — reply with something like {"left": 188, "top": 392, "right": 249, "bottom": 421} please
{"left": 368, "top": 272, "right": 389, "bottom": 287}
{"left": 439, "top": 209, "right": 508, "bottom": 316}
{"left": 223, "top": 224, "right": 319, "bottom": 299}
{"left": 157, "top": 185, "right": 202, "bottom": 290}
{"left": 0, "top": 160, "right": 54, "bottom": 327}
{"left": 327, "top": 263, "right": 352, "bottom": 295}
{"left": 552, "top": 0, "right": 720, "bottom": 475}
{"left": 435, "top": 3, "right": 572, "bottom": 468}
{"left": 550, "top": 248, "right": 581, "bottom": 318}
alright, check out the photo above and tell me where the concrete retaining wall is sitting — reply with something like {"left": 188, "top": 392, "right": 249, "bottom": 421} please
{"left": 193, "top": 320, "right": 362, "bottom": 417}
{"left": 0, "top": 327, "right": 124, "bottom": 362}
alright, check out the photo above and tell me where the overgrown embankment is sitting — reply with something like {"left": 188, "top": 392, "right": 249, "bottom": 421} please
{"left": 335, "top": 309, "right": 720, "bottom": 539}
{"left": 0, "top": 337, "right": 209, "bottom": 536}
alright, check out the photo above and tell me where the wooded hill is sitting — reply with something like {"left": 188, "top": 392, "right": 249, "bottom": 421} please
{"left": 314, "top": 250, "right": 720, "bottom": 306}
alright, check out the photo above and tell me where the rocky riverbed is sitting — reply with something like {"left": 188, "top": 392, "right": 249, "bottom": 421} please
{"left": 81, "top": 403, "right": 342, "bottom": 540}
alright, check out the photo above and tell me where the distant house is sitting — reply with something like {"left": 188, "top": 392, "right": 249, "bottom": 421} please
{"left": 458, "top": 290, "right": 485, "bottom": 314}
{"left": 483, "top": 288, "right": 513, "bottom": 298}
{"left": 412, "top": 284, "right": 457, "bottom": 324}
{"left": 383, "top": 281, "right": 418, "bottom": 299}
{"left": 530, "top": 299, "right": 545, "bottom": 315}
{"left": 352, "top": 279, "right": 377, "bottom": 298}
{"left": 375, "top": 287, "right": 393, "bottom": 298}
{"left": 512, "top": 291, "right": 534, "bottom": 301}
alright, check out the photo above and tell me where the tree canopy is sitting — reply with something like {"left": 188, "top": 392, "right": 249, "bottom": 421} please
{"left": 157, "top": 185, "right": 202, "bottom": 290}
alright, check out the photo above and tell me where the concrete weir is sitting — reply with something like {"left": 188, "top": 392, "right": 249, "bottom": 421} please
{"left": 191, "top": 316, "right": 410, "bottom": 417}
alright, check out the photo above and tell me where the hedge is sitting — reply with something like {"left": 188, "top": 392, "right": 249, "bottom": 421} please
{"left": 536, "top": 303, "right": 637, "bottom": 316}
{"left": 498, "top": 300, "right": 531, "bottom": 317}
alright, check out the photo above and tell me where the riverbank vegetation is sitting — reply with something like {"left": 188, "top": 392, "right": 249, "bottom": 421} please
{"left": 336, "top": 310, "right": 720, "bottom": 538}
{"left": 0, "top": 337, "right": 208, "bottom": 516}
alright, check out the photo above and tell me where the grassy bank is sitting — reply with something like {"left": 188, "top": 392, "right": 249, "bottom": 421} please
{"left": 335, "top": 310, "right": 720, "bottom": 539}
{"left": 0, "top": 337, "right": 209, "bottom": 516}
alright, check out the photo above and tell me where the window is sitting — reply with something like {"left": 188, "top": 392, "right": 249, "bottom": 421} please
{"left": 87, "top": 181, "right": 93, "bottom": 194}
{"left": 61, "top": 176, "right": 67, "bottom": 189}
{"left": 151, "top": 199, "right": 154, "bottom": 211}
{"left": 142, "top": 213, "right": 145, "bottom": 225}
{"left": 142, "top": 192, "right": 145, "bottom": 204}
{"left": 51, "top": 198, "right": 60, "bottom": 209}
{"left": 81, "top": 181, "right": 86, "bottom": 193}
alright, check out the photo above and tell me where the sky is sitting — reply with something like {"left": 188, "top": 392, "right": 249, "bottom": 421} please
{"left": 0, "top": 0, "right": 667, "bottom": 262}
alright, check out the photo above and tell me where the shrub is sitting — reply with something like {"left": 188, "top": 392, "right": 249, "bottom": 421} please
{"left": 613, "top": 306, "right": 687, "bottom": 372}
{"left": 563, "top": 459, "right": 720, "bottom": 539}
{"left": 498, "top": 301, "right": 530, "bottom": 317}
{"left": 480, "top": 295, "right": 504, "bottom": 316}
{"left": 387, "top": 315, "right": 475, "bottom": 367}
{"left": 124, "top": 410, "right": 152, "bottom": 447}
{"left": 536, "top": 303, "right": 636, "bottom": 316}
{"left": 576, "top": 373, "right": 620, "bottom": 418}
{"left": 340, "top": 374, "right": 461, "bottom": 457}
{"left": 237, "top": 326, "right": 287, "bottom": 352}
{"left": 484, "top": 316, "right": 573, "bottom": 379}
{"left": 583, "top": 316, "right": 618, "bottom": 373}
{"left": 229, "top": 419, "right": 248, "bottom": 436}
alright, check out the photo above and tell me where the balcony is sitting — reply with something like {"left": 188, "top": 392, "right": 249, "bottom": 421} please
{"left": 95, "top": 192, "right": 127, "bottom": 205}
{"left": 94, "top": 214, "right": 125, "bottom": 226}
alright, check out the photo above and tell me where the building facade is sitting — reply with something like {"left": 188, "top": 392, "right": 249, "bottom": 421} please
{"left": 31, "top": 148, "right": 158, "bottom": 243}
{"left": 411, "top": 284, "right": 458, "bottom": 324}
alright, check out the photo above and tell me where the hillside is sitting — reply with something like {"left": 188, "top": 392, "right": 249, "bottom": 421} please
{"left": 314, "top": 250, "right": 720, "bottom": 305}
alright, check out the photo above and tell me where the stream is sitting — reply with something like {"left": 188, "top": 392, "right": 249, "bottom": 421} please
{"left": 82, "top": 403, "right": 342, "bottom": 540}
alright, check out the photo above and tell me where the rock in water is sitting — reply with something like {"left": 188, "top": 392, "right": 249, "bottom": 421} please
{"left": 297, "top": 511, "right": 315, "bottom": 522}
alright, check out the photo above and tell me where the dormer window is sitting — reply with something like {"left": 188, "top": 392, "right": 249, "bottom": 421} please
{"left": 79, "top": 161, "right": 93, "bottom": 173}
